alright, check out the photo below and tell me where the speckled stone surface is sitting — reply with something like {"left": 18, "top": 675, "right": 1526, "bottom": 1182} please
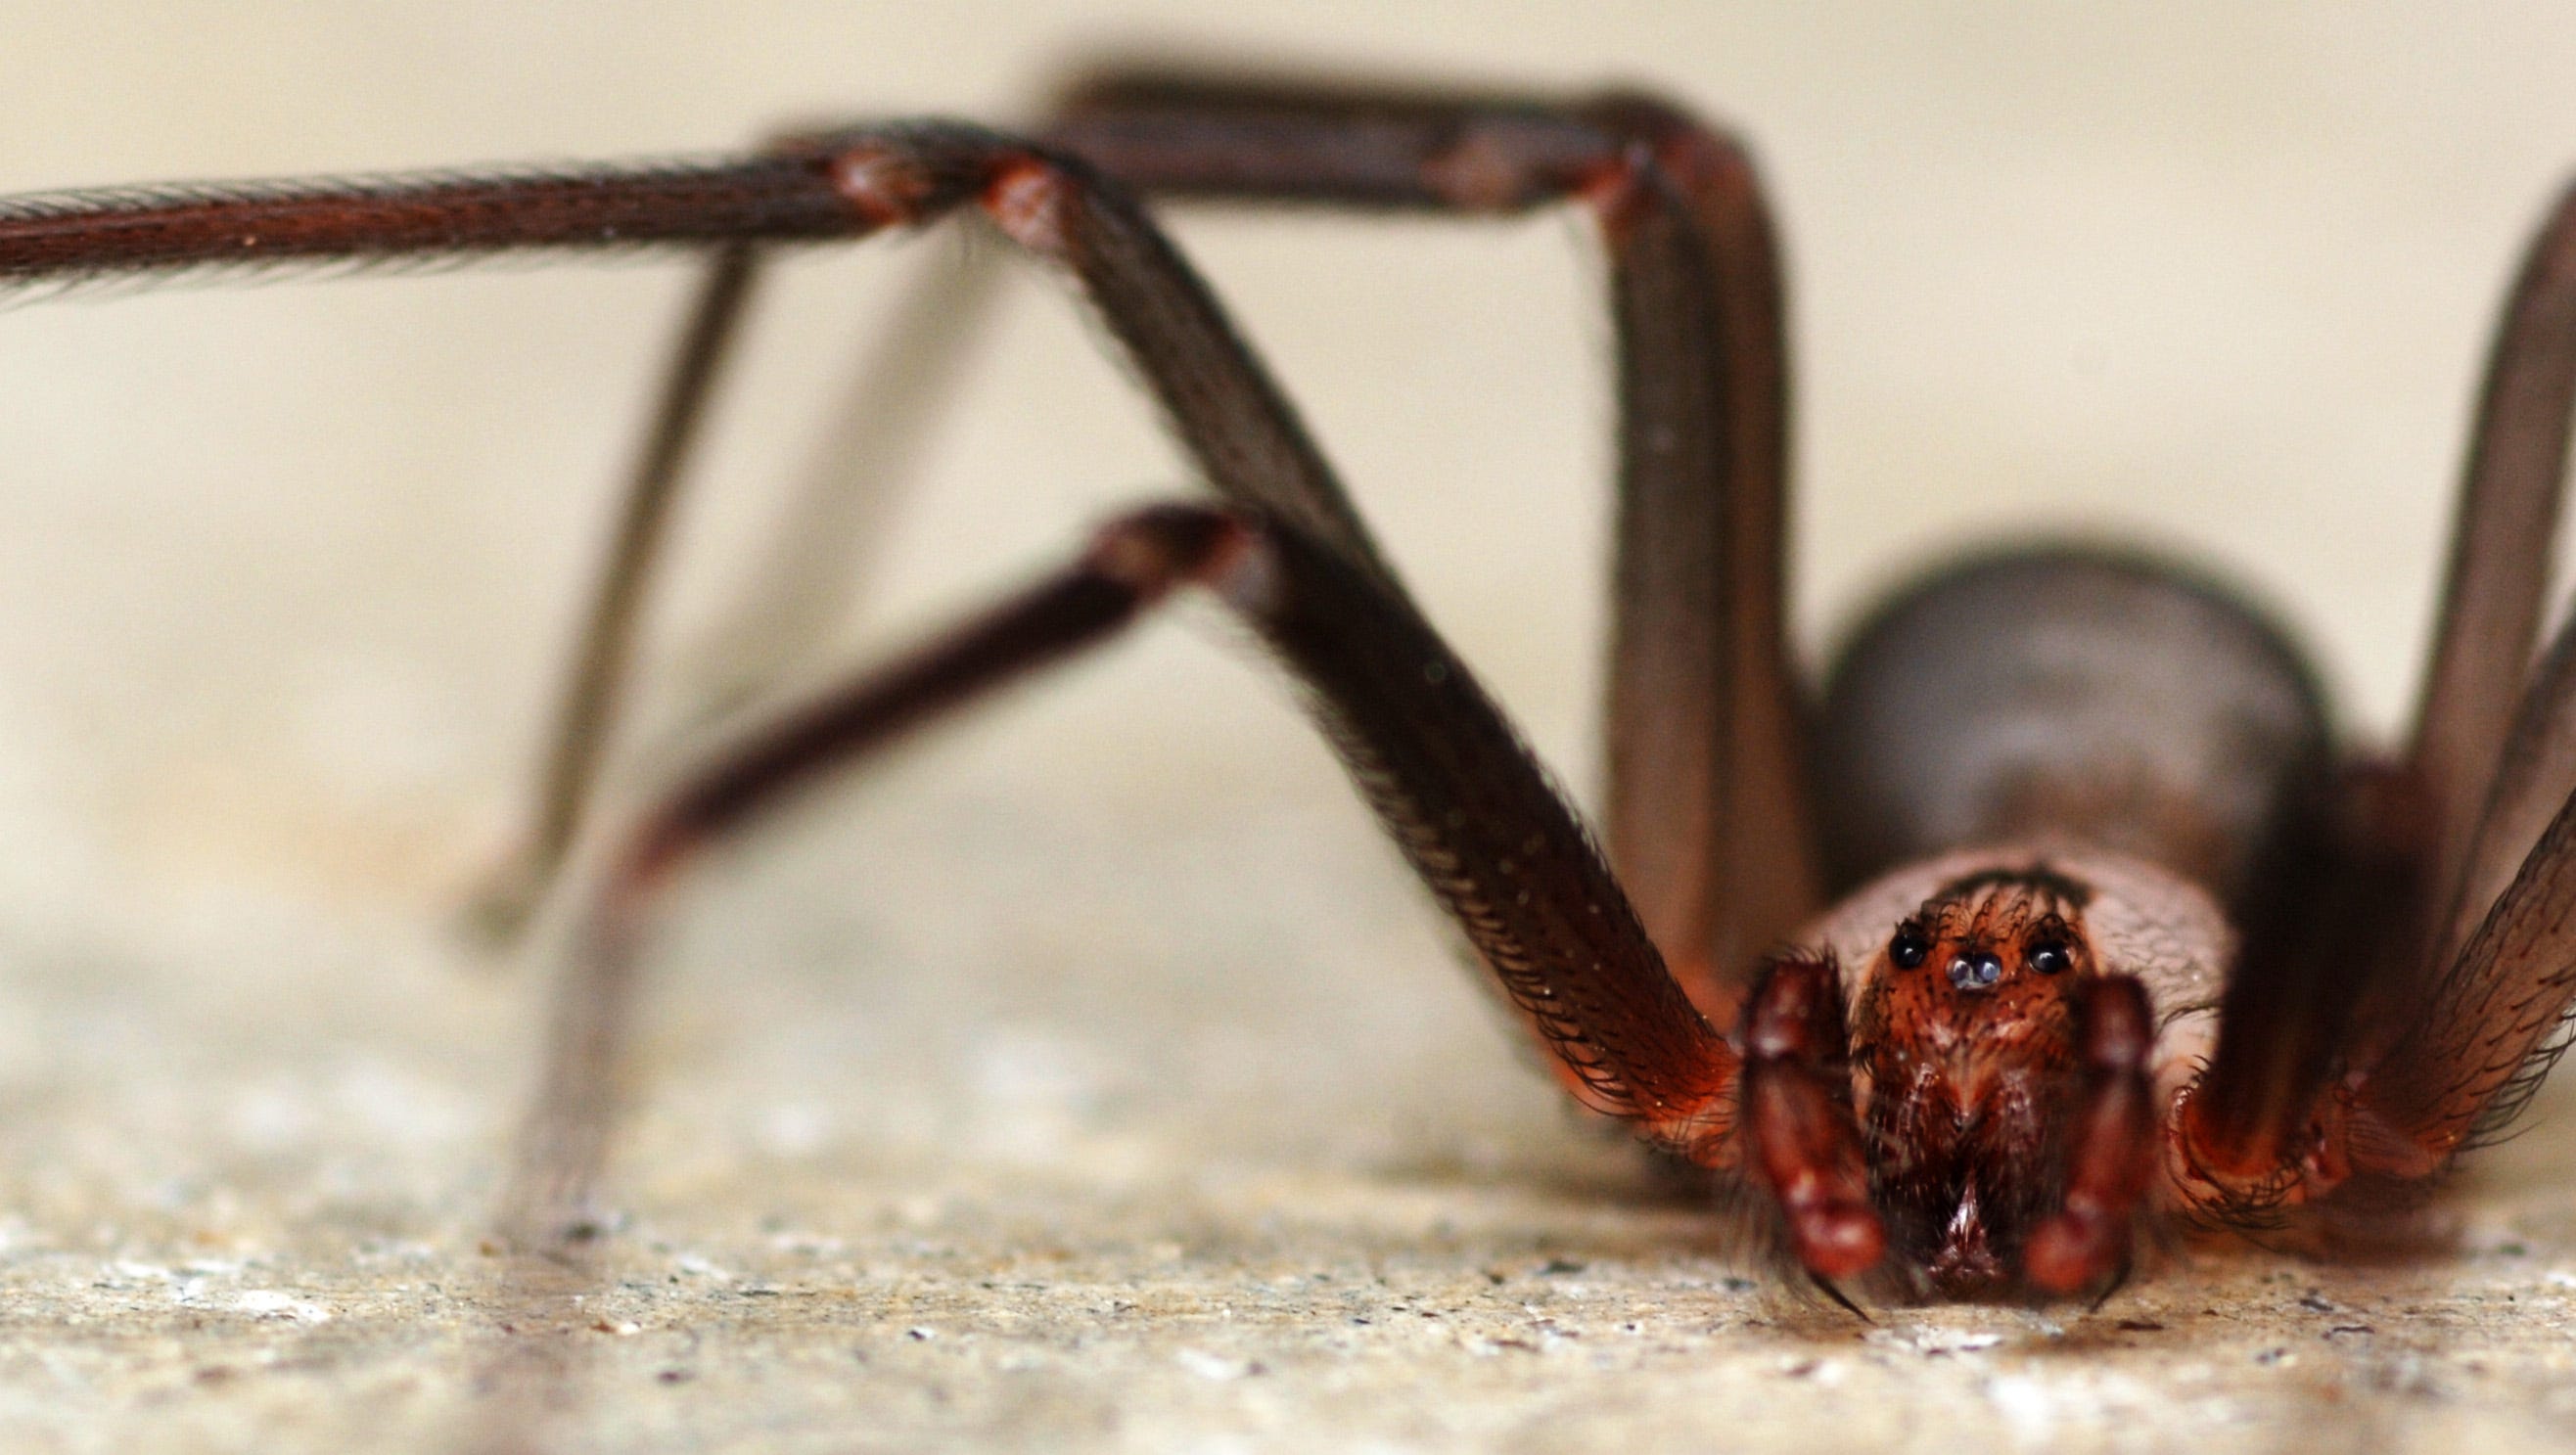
{"left": 3, "top": 5, "right": 2576, "bottom": 1451}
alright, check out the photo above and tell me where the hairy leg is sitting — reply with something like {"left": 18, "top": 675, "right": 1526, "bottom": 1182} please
{"left": 2175, "top": 763, "right": 2420, "bottom": 1190}
{"left": 477, "top": 73, "right": 1819, "bottom": 1012}
{"left": 1048, "top": 70, "right": 1818, "bottom": 1015}
{"left": 502, "top": 502, "right": 1736, "bottom": 1248}
{"left": 2408, "top": 180, "right": 2576, "bottom": 963}
{"left": 0, "top": 110, "right": 1761, "bottom": 1212}
{"left": 2345, "top": 593, "right": 2576, "bottom": 1175}
{"left": 462, "top": 113, "right": 1401, "bottom": 933}
{"left": 0, "top": 119, "right": 1385, "bottom": 923}
{"left": 2178, "top": 177, "right": 2576, "bottom": 1205}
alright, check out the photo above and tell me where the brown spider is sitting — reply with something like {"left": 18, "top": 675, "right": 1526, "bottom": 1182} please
{"left": 10, "top": 69, "right": 2576, "bottom": 1307}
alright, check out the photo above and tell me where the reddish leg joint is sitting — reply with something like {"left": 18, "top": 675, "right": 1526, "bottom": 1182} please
{"left": 2024, "top": 976, "right": 2158, "bottom": 1295}
{"left": 1574, "top": 149, "right": 1658, "bottom": 250}
{"left": 1742, "top": 954, "right": 1885, "bottom": 1280}
{"left": 824, "top": 143, "right": 944, "bottom": 229}
{"left": 802, "top": 127, "right": 1081, "bottom": 251}
{"left": 982, "top": 158, "right": 1075, "bottom": 258}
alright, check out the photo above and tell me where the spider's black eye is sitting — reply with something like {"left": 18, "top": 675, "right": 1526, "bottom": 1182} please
{"left": 1890, "top": 924, "right": 1930, "bottom": 970}
{"left": 2028, "top": 941, "right": 2072, "bottom": 976}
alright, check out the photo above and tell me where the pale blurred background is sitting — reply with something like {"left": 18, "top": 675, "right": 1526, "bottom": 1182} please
{"left": 0, "top": 7, "right": 2565, "bottom": 914}
{"left": 0, "top": 5, "right": 2572, "bottom": 1452}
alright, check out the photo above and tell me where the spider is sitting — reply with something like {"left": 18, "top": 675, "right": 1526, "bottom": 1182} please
{"left": 9, "top": 69, "right": 2575, "bottom": 1307}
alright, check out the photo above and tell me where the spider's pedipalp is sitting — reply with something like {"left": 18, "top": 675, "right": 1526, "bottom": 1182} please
{"left": 2023, "top": 976, "right": 2158, "bottom": 1296}
{"left": 1742, "top": 952, "right": 1883, "bottom": 1279}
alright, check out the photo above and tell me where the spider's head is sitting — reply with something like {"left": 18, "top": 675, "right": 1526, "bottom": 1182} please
{"left": 1871, "top": 867, "right": 2093, "bottom": 1042}
{"left": 1850, "top": 865, "right": 2100, "bottom": 1296}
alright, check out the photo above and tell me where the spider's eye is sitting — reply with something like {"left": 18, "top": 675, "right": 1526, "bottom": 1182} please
{"left": 2028, "top": 941, "right": 2072, "bottom": 976}
{"left": 1947, "top": 951, "right": 2004, "bottom": 990}
{"left": 1889, "top": 925, "right": 1930, "bottom": 970}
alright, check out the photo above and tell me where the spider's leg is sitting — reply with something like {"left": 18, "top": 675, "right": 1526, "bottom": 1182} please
{"left": 2185, "top": 555, "right": 2576, "bottom": 1200}
{"left": 2181, "top": 179, "right": 2576, "bottom": 1201}
{"left": 0, "top": 153, "right": 877, "bottom": 283}
{"left": 2340, "top": 597, "right": 2576, "bottom": 1176}
{"left": 2173, "top": 765, "right": 2420, "bottom": 1189}
{"left": 2407, "top": 181, "right": 2576, "bottom": 970}
{"left": 1044, "top": 70, "right": 1818, "bottom": 1023}
{"left": 458, "top": 77, "right": 1818, "bottom": 998}
{"left": 502, "top": 501, "right": 1739, "bottom": 1250}
{"left": 2023, "top": 976, "right": 2156, "bottom": 1295}
{"left": 466, "top": 244, "right": 763, "bottom": 941}
{"left": 675, "top": 250, "right": 1008, "bottom": 726}
{"left": 475, "top": 237, "right": 1002, "bottom": 939}
{"left": 0, "top": 123, "right": 1384, "bottom": 932}
{"left": 471, "top": 114, "right": 1449, "bottom": 932}
{"left": 1740, "top": 952, "right": 1882, "bottom": 1280}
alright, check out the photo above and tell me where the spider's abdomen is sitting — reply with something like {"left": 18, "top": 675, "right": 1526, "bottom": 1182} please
{"left": 1812, "top": 547, "right": 2332, "bottom": 915}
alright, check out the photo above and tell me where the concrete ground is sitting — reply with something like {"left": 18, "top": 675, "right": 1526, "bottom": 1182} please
{"left": 2, "top": 4, "right": 2576, "bottom": 1451}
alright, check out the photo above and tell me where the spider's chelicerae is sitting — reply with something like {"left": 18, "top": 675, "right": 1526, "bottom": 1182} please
{"left": 14, "top": 69, "right": 2576, "bottom": 1306}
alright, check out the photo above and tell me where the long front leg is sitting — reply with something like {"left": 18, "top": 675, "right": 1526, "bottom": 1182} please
{"left": 471, "top": 77, "right": 1820, "bottom": 996}
{"left": 1046, "top": 72, "right": 1818, "bottom": 1017}
{"left": 2338, "top": 589, "right": 2576, "bottom": 1178}
{"left": 503, "top": 502, "right": 1736, "bottom": 1249}
{"left": 466, "top": 113, "right": 1417, "bottom": 932}
{"left": 0, "top": 122, "right": 1392, "bottom": 927}
{"left": 2175, "top": 179, "right": 2576, "bottom": 1208}
{"left": 2407, "top": 181, "right": 2576, "bottom": 966}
